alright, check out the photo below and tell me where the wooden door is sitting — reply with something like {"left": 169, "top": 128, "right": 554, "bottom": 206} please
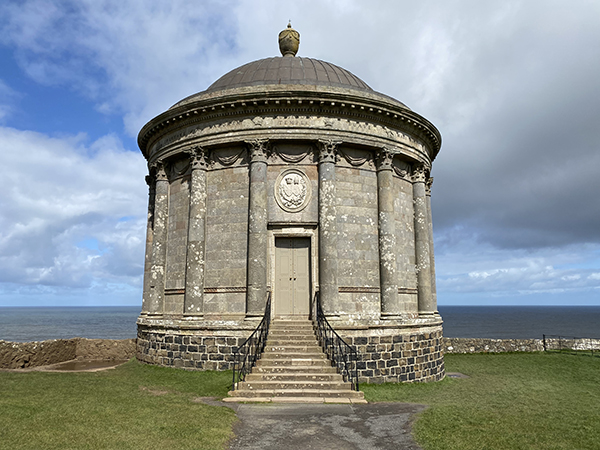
{"left": 274, "top": 238, "right": 310, "bottom": 317}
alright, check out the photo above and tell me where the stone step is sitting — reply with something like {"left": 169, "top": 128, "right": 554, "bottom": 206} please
{"left": 265, "top": 341, "right": 319, "bottom": 348}
{"left": 227, "top": 318, "right": 363, "bottom": 404}
{"left": 228, "top": 389, "right": 364, "bottom": 399}
{"left": 238, "top": 380, "right": 352, "bottom": 391}
{"left": 245, "top": 373, "right": 343, "bottom": 382}
{"left": 268, "top": 328, "right": 315, "bottom": 334}
{"left": 267, "top": 335, "right": 317, "bottom": 342}
{"left": 260, "top": 352, "right": 327, "bottom": 360}
{"left": 255, "top": 358, "right": 332, "bottom": 368}
{"left": 253, "top": 365, "right": 338, "bottom": 373}
{"left": 267, "top": 332, "right": 316, "bottom": 339}
{"left": 270, "top": 321, "right": 314, "bottom": 325}
{"left": 263, "top": 345, "right": 322, "bottom": 353}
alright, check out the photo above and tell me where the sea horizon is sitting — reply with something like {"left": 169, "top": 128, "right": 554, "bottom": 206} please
{"left": 1, "top": 305, "right": 599, "bottom": 342}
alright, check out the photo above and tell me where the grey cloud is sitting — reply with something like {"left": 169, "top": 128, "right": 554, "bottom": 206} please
{"left": 1, "top": 0, "right": 599, "bottom": 303}
{"left": 0, "top": 127, "right": 147, "bottom": 291}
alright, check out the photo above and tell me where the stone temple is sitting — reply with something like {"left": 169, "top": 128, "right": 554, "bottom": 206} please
{"left": 136, "top": 25, "right": 444, "bottom": 384}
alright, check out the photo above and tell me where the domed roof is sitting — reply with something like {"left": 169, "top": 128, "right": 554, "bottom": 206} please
{"left": 207, "top": 56, "right": 373, "bottom": 93}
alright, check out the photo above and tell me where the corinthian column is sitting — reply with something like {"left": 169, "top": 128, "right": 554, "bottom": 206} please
{"left": 148, "top": 162, "right": 169, "bottom": 315}
{"left": 426, "top": 176, "right": 438, "bottom": 313}
{"left": 412, "top": 164, "right": 434, "bottom": 314}
{"left": 141, "top": 173, "right": 156, "bottom": 313}
{"left": 376, "top": 149, "right": 398, "bottom": 318}
{"left": 246, "top": 139, "right": 269, "bottom": 317}
{"left": 184, "top": 147, "right": 208, "bottom": 315}
{"left": 318, "top": 140, "right": 340, "bottom": 316}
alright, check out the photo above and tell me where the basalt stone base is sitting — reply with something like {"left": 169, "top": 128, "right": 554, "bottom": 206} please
{"left": 136, "top": 317, "right": 445, "bottom": 383}
{"left": 341, "top": 324, "right": 445, "bottom": 384}
{"left": 136, "top": 318, "right": 255, "bottom": 370}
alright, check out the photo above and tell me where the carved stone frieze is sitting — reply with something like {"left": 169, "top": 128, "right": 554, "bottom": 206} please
{"left": 338, "top": 147, "right": 372, "bottom": 167}
{"left": 211, "top": 148, "right": 245, "bottom": 167}
{"left": 168, "top": 158, "right": 191, "bottom": 178}
{"left": 151, "top": 114, "right": 427, "bottom": 158}
{"left": 272, "top": 145, "right": 313, "bottom": 164}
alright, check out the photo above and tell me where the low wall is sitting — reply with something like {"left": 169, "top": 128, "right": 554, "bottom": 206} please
{"left": 0, "top": 338, "right": 136, "bottom": 369}
{"left": 443, "top": 337, "right": 600, "bottom": 353}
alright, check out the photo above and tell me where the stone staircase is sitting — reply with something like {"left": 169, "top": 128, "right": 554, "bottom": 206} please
{"left": 224, "top": 318, "right": 366, "bottom": 403}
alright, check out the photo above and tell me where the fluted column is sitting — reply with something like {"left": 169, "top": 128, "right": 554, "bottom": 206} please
{"left": 376, "top": 149, "right": 398, "bottom": 317}
{"left": 141, "top": 173, "right": 156, "bottom": 313}
{"left": 318, "top": 140, "right": 340, "bottom": 315}
{"left": 148, "top": 161, "right": 169, "bottom": 314}
{"left": 246, "top": 140, "right": 269, "bottom": 317}
{"left": 412, "top": 164, "right": 434, "bottom": 314}
{"left": 426, "top": 176, "right": 438, "bottom": 313}
{"left": 184, "top": 147, "right": 208, "bottom": 315}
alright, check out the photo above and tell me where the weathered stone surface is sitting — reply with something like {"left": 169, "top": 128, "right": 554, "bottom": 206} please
{"left": 442, "top": 337, "right": 600, "bottom": 353}
{"left": 136, "top": 37, "right": 443, "bottom": 383}
{"left": 0, "top": 338, "right": 135, "bottom": 369}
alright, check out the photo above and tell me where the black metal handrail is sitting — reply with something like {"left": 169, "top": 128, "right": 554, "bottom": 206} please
{"left": 231, "top": 292, "right": 271, "bottom": 390}
{"left": 313, "top": 291, "right": 359, "bottom": 391}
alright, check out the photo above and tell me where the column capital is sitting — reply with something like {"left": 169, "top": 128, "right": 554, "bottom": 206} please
{"left": 317, "top": 139, "right": 341, "bottom": 164}
{"left": 245, "top": 139, "right": 270, "bottom": 163}
{"left": 426, "top": 177, "right": 434, "bottom": 196}
{"left": 151, "top": 160, "right": 168, "bottom": 182}
{"left": 145, "top": 174, "right": 155, "bottom": 187}
{"left": 375, "top": 148, "right": 394, "bottom": 171}
{"left": 184, "top": 145, "right": 209, "bottom": 170}
{"left": 411, "top": 164, "right": 427, "bottom": 184}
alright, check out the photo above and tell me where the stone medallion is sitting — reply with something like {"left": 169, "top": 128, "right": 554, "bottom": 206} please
{"left": 275, "top": 169, "right": 311, "bottom": 213}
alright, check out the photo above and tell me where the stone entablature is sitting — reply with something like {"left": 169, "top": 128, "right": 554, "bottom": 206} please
{"left": 139, "top": 87, "right": 440, "bottom": 167}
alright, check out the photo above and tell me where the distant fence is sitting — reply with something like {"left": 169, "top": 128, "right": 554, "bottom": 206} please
{"left": 543, "top": 335, "right": 600, "bottom": 358}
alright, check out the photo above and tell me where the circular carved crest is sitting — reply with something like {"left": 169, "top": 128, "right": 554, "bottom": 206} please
{"left": 275, "top": 169, "right": 311, "bottom": 213}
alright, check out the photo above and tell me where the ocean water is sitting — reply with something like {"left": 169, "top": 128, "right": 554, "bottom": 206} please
{"left": 1, "top": 305, "right": 599, "bottom": 342}
{"left": 0, "top": 307, "right": 140, "bottom": 342}
{"left": 439, "top": 305, "right": 600, "bottom": 339}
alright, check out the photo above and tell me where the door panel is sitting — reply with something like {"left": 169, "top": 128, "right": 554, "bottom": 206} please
{"left": 293, "top": 239, "right": 310, "bottom": 315}
{"left": 274, "top": 237, "right": 310, "bottom": 317}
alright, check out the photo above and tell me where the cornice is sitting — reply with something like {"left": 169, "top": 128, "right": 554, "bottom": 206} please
{"left": 138, "top": 88, "right": 441, "bottom": 162}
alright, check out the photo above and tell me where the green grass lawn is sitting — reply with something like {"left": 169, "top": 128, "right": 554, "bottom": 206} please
{"left": 0, "top": 359, "right": 235, "bottom": 450}
{"left": 363, "top": 352, "right": 600, "bottom": 450}
{"left": 2, "top": 353, "right": 599, "bottom": 450}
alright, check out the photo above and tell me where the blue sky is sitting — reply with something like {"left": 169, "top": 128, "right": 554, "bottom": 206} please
{"left": 1, "top": 0, "right": 599, "bottom": 307}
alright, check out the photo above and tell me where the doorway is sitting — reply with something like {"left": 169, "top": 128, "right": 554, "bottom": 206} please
{"left": 274, "top": 237, "right": 311, "bottom": 317}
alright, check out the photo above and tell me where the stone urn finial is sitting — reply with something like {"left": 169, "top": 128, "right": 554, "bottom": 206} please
{"left": 279, "top": 22, "right": 299, "bottom": 57}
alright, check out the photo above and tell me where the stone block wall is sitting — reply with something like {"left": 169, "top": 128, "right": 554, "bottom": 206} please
{"left": 136, "top": 328, "right": 247, "bottom": 370}
{"left": 335, "top": 159, "right": 380, "bottom": 318}
{"left": 345, "top": 327, "right": 445, "bottom": 383}
{"left": 204, "top": 158, "right": 249, "bottom": 315}
{"left": 393, "top": 169, "right": 418, "bottom": 314}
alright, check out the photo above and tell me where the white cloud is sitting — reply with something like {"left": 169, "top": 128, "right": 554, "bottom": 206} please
{"left": 0, "top": 126, "right": 147, "bottom": 298}
{"left": 0, "top": 0, "right": 599, "bottom": 305}
{"left": 0, "top": 79, "right": 19, "bottom": 122}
